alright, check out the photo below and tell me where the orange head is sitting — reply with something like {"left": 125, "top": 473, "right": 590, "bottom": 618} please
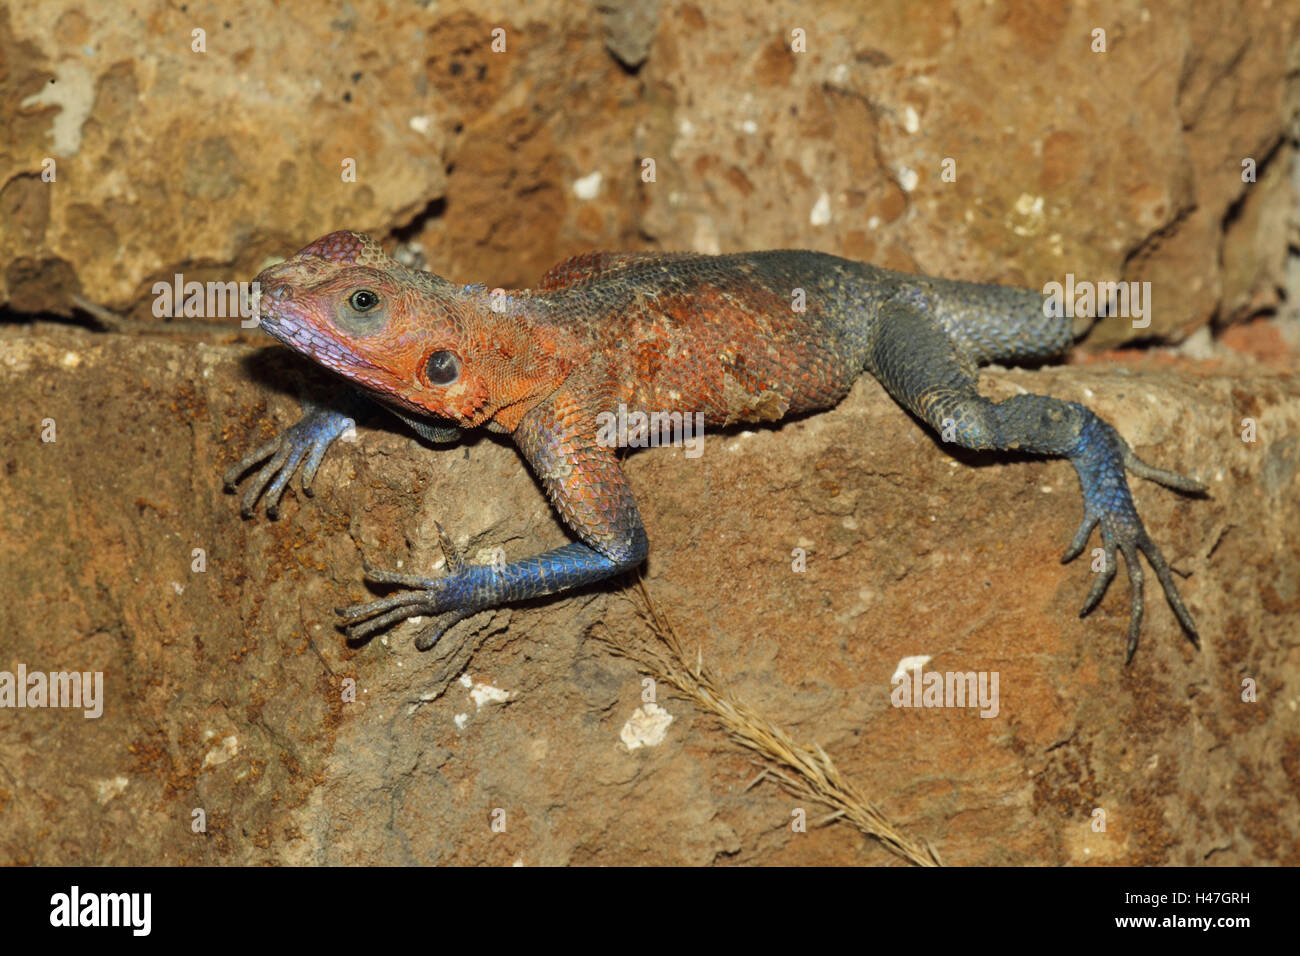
{"left": 253, "top": 231, "right": 579, "bottom": 432}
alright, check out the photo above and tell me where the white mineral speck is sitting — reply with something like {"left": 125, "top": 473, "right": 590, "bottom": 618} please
{"left": 620, "top": 703, "right": 674, "bottom": 750}
{"left": 810, "top": 191, "right": 832, "bottom": 226}
{"left": 573, "top": 171, "right": 602, "bottom": 200}
{"left": 891, "top": 655, "right": 932, "bottom": 684}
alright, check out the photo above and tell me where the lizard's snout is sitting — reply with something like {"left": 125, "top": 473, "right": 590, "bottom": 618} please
{"left": 253, "top": 260, "right": 293, "bottom": 298}
{"left": 250, "top": 269, "right": 296, "bottom": 335}
{"left": 252, "top": 271, "right": 296, "bottom": 323}
{"left": 260, "top": 279, "right": 292, "bottom": 303}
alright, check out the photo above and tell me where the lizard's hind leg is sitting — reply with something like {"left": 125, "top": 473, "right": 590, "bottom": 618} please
{"left": 866, "top": 296, "right": 1202, "bottom": 662}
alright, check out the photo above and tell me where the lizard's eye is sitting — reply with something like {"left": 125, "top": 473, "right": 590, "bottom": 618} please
{"left": 424, "top": 350, "right": 460, "bottom": 386}
{"left": 349, "top": 289, "right": 380, "bottom": 312}
{"left": 333, "top": 287, "right": 387, "bottom": 334}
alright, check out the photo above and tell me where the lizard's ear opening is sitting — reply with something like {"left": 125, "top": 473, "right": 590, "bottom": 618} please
{"left": 422, "top": 350, "right": 461, "bottom": 386}
{"left": 332, "top": 288, "right": 389, "bottom": 335}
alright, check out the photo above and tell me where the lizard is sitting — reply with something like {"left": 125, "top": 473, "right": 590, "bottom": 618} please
{"left": 225, "top": 230, "right": 1205, "bottom": 662}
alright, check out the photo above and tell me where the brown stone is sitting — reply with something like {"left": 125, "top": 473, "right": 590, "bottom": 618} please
{"left": 1, "top": 326, "right": 1295, "bottom": 864}
{"left": 2, "top": 1, "right": 1294, "bottom": 340}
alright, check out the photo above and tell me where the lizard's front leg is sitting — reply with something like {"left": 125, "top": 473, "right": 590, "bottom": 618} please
{"left": 340, "top": 388, "right": 649, "bottom": 649}
{"left": 226, "top": 388, "right": 464, "bottom": 518}
{"left": 224, "top": 389, "right": 371, "bottom": 518}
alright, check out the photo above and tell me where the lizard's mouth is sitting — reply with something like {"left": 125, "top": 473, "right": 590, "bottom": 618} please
{"left": 258, "top": 304, "right": 448, "bottom": 422}
{"left": 259, "top": 307, "right": 382, "bottom": 377}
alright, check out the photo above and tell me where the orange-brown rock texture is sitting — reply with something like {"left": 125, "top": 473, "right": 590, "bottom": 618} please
{"left": 1, "top": 0, "right": 1297, "bottom": 866}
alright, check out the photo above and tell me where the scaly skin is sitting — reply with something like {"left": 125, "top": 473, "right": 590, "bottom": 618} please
{"left": 226, "top": 231, "right": 1205, "bottom": 661}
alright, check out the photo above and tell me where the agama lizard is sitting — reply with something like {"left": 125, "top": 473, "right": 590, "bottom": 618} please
{"left": 226, "top": 231, "right": 1204, "bottom": 662}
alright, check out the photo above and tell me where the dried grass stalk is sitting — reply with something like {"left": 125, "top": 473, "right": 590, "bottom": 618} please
{"left": 591, "top": 579, "right": 942, "bottom": 867}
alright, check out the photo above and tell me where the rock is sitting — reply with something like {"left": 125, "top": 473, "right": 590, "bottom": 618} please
{"left": 1, "top": 325, "right": 1295, "bottom": 864}
{"left": 598, "top": 0, "right": 662, "bottom": 70}
{"left": 1, "top": 1, "right": 1295, "bottom": 342}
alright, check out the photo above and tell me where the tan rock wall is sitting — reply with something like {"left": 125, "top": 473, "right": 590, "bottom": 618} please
{"left": 0, "top": 1, "right": 1297, "bottom": 865}
{"left": 2, "top": 1, "right": 1295, "bottom": 338}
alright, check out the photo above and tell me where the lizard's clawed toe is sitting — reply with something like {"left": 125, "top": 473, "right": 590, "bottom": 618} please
{"left": 1061, "top": 513, "right": 1099, "bottom": 565}
{"left": 1118, "top": 542, "right": 1146, "bottom": 664}
{"left": 340, "top": 594, "right": 440, "bottom": 639}
{"left": 338, "top": 580, "right": 472, "bottom": 647}
{"left": 339, "top": 523, "right": 472, "bottom": 643}
{"left": 338, "top": 528, "right": 479, "bottom": 646}
{"left": 1137, "top": 530, "right": 1200, "bottom": 647}
{"left": 1063, "top": 501, "right": 1197, "bottom": 663}
{"left": 1078, "top": 548, "right": 1117, "bottom": 618}
{"left": 360, "top": 564, "right": 440, "bottom": 589}
{"left": 223, "top": 402, "right": 358, "bottom": 518}
{"left": 413, "top": 610, "right": 473, "bottom": 650}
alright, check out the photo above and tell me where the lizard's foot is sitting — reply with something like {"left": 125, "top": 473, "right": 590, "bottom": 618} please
{"left": 338, "top": 522, "right": 480, "bottom": 650}
{"left": 1061, "top": 425, "right": 1203, "bottom": 663}
{"left": 339, "top": 524, "right": 638, "bottom": 651}
{"left": 223, "top": 401, "right": 356, "bottom": 518}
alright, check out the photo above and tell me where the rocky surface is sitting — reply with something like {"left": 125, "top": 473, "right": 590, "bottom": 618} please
{"left": 1, "top": 326, "right": 1296, "bottom": 865}
{"left": 1, "top": 1, "right": 1296, "bottom": 339}
{"left": 0, "top": 0, "right": 1297, "bottom": 866}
